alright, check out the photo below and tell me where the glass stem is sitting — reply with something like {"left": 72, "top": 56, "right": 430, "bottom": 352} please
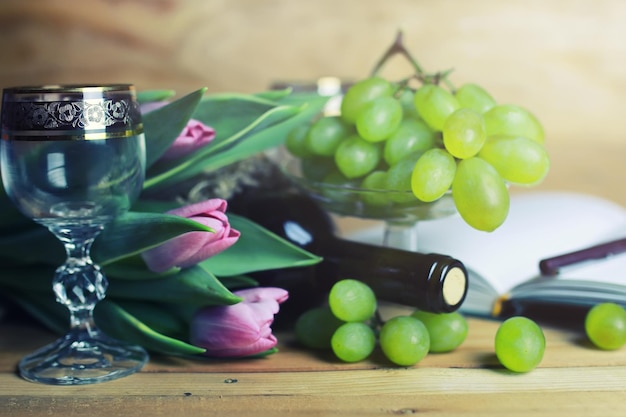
{"left": 51, "top": 224, "right": 106, "bottom": 337}
{"left": 383, "top": 220, "right": 419, "bottom": 252}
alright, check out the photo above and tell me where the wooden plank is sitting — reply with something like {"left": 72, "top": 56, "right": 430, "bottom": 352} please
{"left": 4, "top": 366, "right": 626, "bottom": 396}
{"left": 2, "top": 369, "right": 626, "bottom": 417}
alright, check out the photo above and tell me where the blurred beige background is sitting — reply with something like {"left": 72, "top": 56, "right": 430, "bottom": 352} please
{"left": 1, "top": 0, "right": 625, "bottom": 203}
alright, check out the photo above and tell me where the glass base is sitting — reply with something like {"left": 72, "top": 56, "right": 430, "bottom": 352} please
{"left": 18, "top": 331, "right": 148, "bottom": 385}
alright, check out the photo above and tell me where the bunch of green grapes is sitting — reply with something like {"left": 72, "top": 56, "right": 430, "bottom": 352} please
{"left": 286, "top": 76, "right": 549, "bottom": 231}
{"left": 294, "top": 279, "right": 469, "bottom": 366}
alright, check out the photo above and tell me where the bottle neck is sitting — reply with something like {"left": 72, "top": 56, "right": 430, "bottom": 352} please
{"left": 317, "top": 236, "right": 467, "bottom": 313}
{"left": 231, "top": 191, "right": 468, "bottom": 313}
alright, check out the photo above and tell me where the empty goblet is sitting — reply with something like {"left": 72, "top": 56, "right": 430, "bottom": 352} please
{"left": 0, "top": 84, "right": 148, "bottom": 385}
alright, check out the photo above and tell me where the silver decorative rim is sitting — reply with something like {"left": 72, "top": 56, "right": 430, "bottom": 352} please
{"left": 1, "top": 84, "right": 143, "bottom": 141}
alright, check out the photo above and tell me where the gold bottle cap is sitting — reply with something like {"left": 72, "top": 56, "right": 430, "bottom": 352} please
{"left": 442, "top": 266, "right": 468, "bottom": 308}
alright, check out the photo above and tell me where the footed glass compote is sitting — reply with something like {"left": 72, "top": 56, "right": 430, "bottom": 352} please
{"left": 0, "top": 84, "right": 148, "bottom": 385}
{"left": 282, "top": 154, "right": 457, "bottom": 252}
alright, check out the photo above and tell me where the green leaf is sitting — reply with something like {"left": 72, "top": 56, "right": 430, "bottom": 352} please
{"left": 217, "top": 274, "right": 259, "bottom": 290}
{"left": 96, "top": 300, "right": 206, "bottom": 356}
{"left": 142, "top": 88, "right": 207, "bottom": 168}
{"left": 143, "top": 99, "right": 300, "bottom": 190}
{"left": 143, "top": 92, "right": 328, "bottom": 191}
{"left": 0, "top": 265, "right": 56, "bottom": 293}
{"left": 196, "top": 93, "right": 293, "bottom": 143}
{"left": 108, "top": 300, "right": 189, "bottom": 340}
{"left": 3, "top": 288, "right": 206, "bottom": 356}
{"left": 192, "top": 93, "right": 327, "bottom": 172}
{"left": 92, "top": 211, "right": 214, "bottom": 265}
{"left": 102, "top": 258, "right": 175, "bottom": 281}
{"left": 132, "top": 199, "right": 180, "bottom": 213}
{"left": 0, "top": 225, "right": 63, "bottom": 265}
{"left": 4, "top": 289, "right": 68, "bottom": 334}
{"left": 254, "top": 88, "right": 293, "bottom": 101}
{"left": 136, "top": 89, "right": 177, "bottom": 103}
{"left": 106, "top": 263, "right": 242, "bottom": 306}
{"left": 201, "top": 214, "right": 322, "bottom": 277}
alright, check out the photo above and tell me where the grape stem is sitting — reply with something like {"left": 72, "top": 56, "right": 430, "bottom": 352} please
{"left": 372, "top": 309, "right": 385, "bottom": 329}
{"left": 370, "top": 31, "right": 425, "bottom": 77}
{"left": 371, "top": 30, "right": 457, "bottom": 92}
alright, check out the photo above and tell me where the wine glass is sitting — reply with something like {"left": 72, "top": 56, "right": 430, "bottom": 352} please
{"left": 0, "top": 84, "right": 148, "bottom": 385}
{"left": 281, "top": 153, "right": 457, "bottom": 251}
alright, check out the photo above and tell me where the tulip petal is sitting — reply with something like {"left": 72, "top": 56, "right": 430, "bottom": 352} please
{"left": 161, "top": 119, "right": 215, "bottom": 161}
{"left": 189, "top": 286, "right": 288, "bottom": 358}
{"left": 140, "top": 198, "right": 240, "bottom": 272}
{"left": 249, "top": 298, "right": 281, "bottom": 317}
{"left": 235, "top": 287, "right": 289, "bottom": 304}
{"left": 169, "top": 199, "right": 227, "bottom": 218}
{"left": 190, "top": 304, "right": 261, "bottom": 349}
{"left": 207, "top": 334, "right": 278, "bottom": 358}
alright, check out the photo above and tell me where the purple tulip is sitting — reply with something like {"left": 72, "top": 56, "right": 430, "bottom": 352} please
{"left": 140, "top": 101, "right": 215, "bottom": 160}
{"left": 141, "top": 199, "right": 240, "bottom": 273}
{"left": 190, "top": 287, "right": 289, "bottom": 357}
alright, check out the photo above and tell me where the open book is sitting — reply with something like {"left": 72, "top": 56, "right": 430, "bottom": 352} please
{"left": 349, "top": 191, "right": 626, "bottom": 317}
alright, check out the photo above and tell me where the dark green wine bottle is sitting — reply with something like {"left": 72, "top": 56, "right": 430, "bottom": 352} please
{"left": 231, "top": 191, "right": 468, "bottom": 314}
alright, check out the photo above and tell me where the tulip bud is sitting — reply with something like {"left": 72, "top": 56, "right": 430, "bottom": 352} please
{"left": 190, "top": 287, "right": 289, "bottom": 357}
{"left": 141, "top": 199, "right": 240, "bottom": 273}
{"left": 140, "top": 101, "right": 215, "bottom": 160}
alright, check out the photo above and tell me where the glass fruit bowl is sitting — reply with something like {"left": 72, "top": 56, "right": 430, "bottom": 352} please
{"left": 280, "top": 152, "right": 458, "bottom": 251}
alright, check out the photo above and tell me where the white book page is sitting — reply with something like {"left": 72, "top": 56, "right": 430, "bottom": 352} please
{"left": 349, "top": 191, "right": 626, "bottom": 296}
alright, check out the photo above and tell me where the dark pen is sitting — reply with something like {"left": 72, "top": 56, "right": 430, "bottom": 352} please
{"left": 539, "top": 237, "right": 626, "bottom": 276}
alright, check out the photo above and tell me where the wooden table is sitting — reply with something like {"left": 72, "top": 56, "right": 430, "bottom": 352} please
{"left": 1, "top": 138, "right": 626, "bottom": 416}
{"left": 2, "top": 312, "right": 626, "bottom": 416}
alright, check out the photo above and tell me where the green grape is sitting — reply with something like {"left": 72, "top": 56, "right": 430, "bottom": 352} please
{"left": 414, "top": 84, "right": 460, "bottom": 131}
{"left": 360, "top": 170, "right": 389, "bottom": 206}
{"left": 328, "top": 279, "right": 377, "bottom": 322}
{"left": 479, "top": 135, "right": 550, "bottom": 185}
{"left": 355, "top": 96, "right": 403, "bottom": 142}
{"left": 285, "top": 124, "right": 313, "bottom": 158}
{"left": 451, "top": 157, "right": 510, "bottom": 231}
{"left": 411, "top": 310, "right": 468, "bottom": 353}
{"left": 295, "top": 306, "right": 344, "bottom": 350}
{"left": 397, "top": 88, "right": 421, "bottom": 120}
{"left": 495, "top": 316, "right": 545, "bottom": 373}
{"left": 334, "top": 134, "right": 382, "bottom": 179}
{"left": 320, "top": 169, "right": 359, "bottom": 203}
{"left": 411, "top": 148, "right": 456, "bottom": 202}
{"left": 385, "top": 152, "right": 422, "bottom": 203}
{"left": 379, "top": 316, "right": 430, "bottom": 366}
{"left": 585, "top": 302, "right": 626, "bottom": 350}
{"left": 305, "top": 116, "right": 352, "bottom": 156}
{"left": 331, "top": 322, "right": 376, "bottom": 363}
{"left": 384, "top": 118, "right": 436, "bottom": 166}
{"left": 300, "top": 156, "right": 335, "bottom": 182}
{"left": 341, "top": 76, "right": 394, "bottom": 124}
{"left": 442, "top": 108, "right": 487, "bottom": 159}
{"left": 483, "top": 104, "right": 544, "bottom": 144}
{"left": 455, "top": 83, "right": 496, "bottom": 113}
